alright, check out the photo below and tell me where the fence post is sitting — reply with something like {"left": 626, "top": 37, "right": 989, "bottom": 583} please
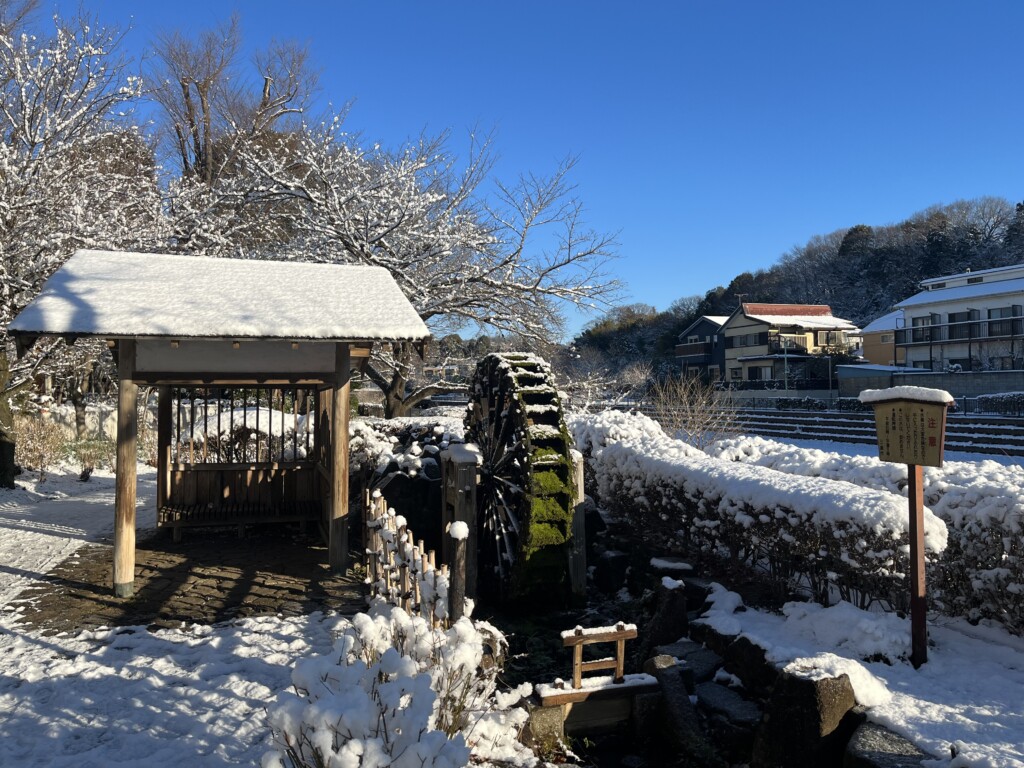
{"left": 450, "top": 529, "right": 467, "bottom": 622}
{"left": 440, "top": 446, "right": 479, "bottom": 599}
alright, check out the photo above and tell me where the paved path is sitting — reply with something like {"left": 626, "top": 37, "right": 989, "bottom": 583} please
{"left": 9, "top": 525, "right": 366, "bottom": 634}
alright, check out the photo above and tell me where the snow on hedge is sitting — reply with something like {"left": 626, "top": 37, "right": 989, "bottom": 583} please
{"left": 707, "top": 435, "right": 1024, "bottom": 633}
{"left": 569, "top": 410, "right": 948, "bottom": 609}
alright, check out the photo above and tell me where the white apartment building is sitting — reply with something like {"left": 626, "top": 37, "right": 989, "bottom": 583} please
{"left": 893, "top": 263, "right": 1024, "bottom": 371}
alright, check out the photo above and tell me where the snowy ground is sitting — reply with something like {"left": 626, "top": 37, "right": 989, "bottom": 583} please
{"left": 0, "top": 465, "right": 353, "bottom": 766}
{"left": 1, "top": 437, "right": 1023, "bottom": 766}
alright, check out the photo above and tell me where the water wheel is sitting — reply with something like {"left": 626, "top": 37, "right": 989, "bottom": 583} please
{"left": 465, "top": 353, "right": 576, "bottom": 601}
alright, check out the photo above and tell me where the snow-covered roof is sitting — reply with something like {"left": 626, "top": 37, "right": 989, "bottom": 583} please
{"left": 736, "top": 303, "right": 858, "bottom": 331}
{"left": 744, "top": 313, "right": 858, "bottom": 330}
{"left": 896, "top": 276, "right": 1024, "bottom": 309}
{"left": 861, "top": 310, "right": 902, "bottom": 334}
{"left": 705, "top": 315, "right": 730, "bottom": 326}
{"left": 859, "top": 386, "right": 955, "bottom": 405}
{"left": 8, "top": 250, "right": 431, "bottom": 341}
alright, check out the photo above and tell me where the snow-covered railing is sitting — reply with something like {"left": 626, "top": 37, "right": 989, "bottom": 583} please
{"left": 707, "top": 435, "right": 1024, "bottom": 633}
{"left": 569, "top": 410, "right": 948, "bottom": 612}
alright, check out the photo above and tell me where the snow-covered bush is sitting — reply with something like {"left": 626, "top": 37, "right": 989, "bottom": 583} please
{"left": 264, "top": 603, "right": 535, "bottom": 768}
{"left": 707, "top": 435, "right": 1024, "bottom": 633}
{"left": 569, "top": 411, "right": 948, "bottom": 610}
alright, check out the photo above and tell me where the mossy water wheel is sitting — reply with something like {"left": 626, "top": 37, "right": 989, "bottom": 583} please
{"left": 465, "top": 353, "right": 576, "bottom": 602}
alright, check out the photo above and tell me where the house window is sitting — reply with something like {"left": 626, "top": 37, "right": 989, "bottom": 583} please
{"left": 988, "top": 306, "right": 1014, "bottom": 336}
{"left": 687, "top": 335, "right": 699, "bottom": 343}
{"left": 967, "top": 276, "right": 983, "bottom": 284}
{"left": 911, "top": 316, "right": 931, "bottom": 342}
{"left": 730, "top": 367, "right": 741, "bottom": 379}
{"left": 930, "top": 282, "right": 946, "bottom": 289}
{"left": 880, "top": 333, "right": 894, "bottom": 344}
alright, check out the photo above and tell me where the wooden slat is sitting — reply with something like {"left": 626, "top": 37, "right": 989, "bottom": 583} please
{"left": 539, "top": 680, "right": 661, "bottom": 707}
{"left": 580, "top": 658, "right": 618, "bottom": 673}
{"left": 563, "top": 627, "right": 638, "bottom": 647}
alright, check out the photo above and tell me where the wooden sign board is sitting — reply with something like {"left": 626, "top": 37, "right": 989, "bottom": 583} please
{"left": 870, "top": 400, "right": 948, "bottom": 467}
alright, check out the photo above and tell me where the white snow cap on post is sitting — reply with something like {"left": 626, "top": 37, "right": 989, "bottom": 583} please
{"left": 448, "top": 521, "right": 470, "bottom": 540}
{"left": 858, "top": 386, "right": 955, "bottom": 405}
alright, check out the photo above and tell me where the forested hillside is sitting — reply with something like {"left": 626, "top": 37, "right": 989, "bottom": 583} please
{"left": 573, "top": 196, "right": 1024, "bottom": 373}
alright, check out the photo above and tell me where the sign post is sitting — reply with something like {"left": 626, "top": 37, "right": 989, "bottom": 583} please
{"left": 859, "top": 386, "right": 952, "bottom": 669}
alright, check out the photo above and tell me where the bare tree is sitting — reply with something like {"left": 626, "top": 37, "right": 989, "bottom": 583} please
{"left": 237, "top": 122, "right": 620, "bottom": 416}
{"left": 647, "top": 376, "right": 737, "bottom": 451}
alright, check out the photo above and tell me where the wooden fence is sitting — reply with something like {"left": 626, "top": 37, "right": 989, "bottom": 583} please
{"left": 364, "top": 490, "right": 468, "bottom": 626}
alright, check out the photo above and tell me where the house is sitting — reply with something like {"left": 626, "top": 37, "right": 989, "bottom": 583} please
{"left": 860, "top": 309, "right": 906, "bottom": 366}
{"left": 893, "top": 263, "right": 1024, "bottom": 371}
{"left": 675, "top": 315, "right": 728, "bottom": 379}
{"left": 721, "top": 303, "right": 858, "bottom": 385}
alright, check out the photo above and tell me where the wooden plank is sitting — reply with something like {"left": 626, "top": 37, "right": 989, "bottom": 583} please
{"left": 113, "top": 340, "right": 138, "bottom": 598}
{"left": 328, "top": 344, "right": 351, "bottom": 574}
{"left": 580, "top": 658, "right": 618, "bottom": 673}
{"left": 539, "top": 680, "right": 660, "bottom": 707}
{"left": 563, "top": 627, "right": 638, "bottom": 647}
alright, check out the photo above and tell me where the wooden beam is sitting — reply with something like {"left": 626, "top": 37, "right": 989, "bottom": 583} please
{"left": 113, "top": 340, "right": 138, "bottom": 598}
{"left": 156, "top": 386, "right": 171, "bottom": 510}
{"left": 328, "top": 343, "right": 351, "bottom": 573}
{"left": 130, "top": 373, "right": 331, "bottom": 386}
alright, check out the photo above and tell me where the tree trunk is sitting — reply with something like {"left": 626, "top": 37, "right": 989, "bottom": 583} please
{"left": 0, "top": 350, "right": 16, "bottom": 489}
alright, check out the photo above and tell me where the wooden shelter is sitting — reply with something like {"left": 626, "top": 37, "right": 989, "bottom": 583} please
{"left": 8, "top": 250, "right": 430, "bottom": 597}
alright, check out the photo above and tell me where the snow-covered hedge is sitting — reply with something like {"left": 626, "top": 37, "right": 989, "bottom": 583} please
{"left": 708, "top": 435, "right": 1024, "bottom": 633}
{"left": 569, "top": 410, "right": 948, "bottom": 610}
{"left": 264, "top": 603, "right": 535, "bottom": 768}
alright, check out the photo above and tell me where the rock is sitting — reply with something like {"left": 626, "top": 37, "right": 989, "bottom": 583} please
{"left": 696, "top": 682, "right": 763, "bottom": 764}
{"left": 655, "top": 639, "right": 723, "bottom": 687}
{"left": 647, "top": 657, "right": 726, "bottom": 767}
{"left": 689, "top": 620, "right": 737, "bottom": 657}
{"left": 696, "top": 682, "right": 762, "bottom": 728}
{"left": 752, "top": 670, "right": 860, "bottom": 768}
{"left": 843, "top": 721, "right": 929, "bottom": 768}
{"left": 635, "top": 580, "right": 690, "bottom": 664}
{"left": 724, "top": 635, "right": 778, "bottom": 697}
{"left": 594, "top": 549, "right": 630, "bottom": 593}
{"left": 522, "top": 700, "right": 564, "bottom": 750}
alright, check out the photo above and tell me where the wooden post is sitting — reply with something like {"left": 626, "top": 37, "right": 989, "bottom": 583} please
{"left": 156, "top": 386, "right": 171, "bottom": 511}
{"left": 113, "top": 340, "right": 138, "bottom": 598}
{"left": 908, "top": 463, "right": 927, "bottom": 668}
{"left": 450, "top": 533, "right": 467, "bottom": 622}
{"left": 569, "top": 451, "right": 587, "bottom": 600}
{"left": 441, "top": 449, "right": 478, "bottom": 599}
{"left": 328, "top": 343, "right": 351, "bottom": 573}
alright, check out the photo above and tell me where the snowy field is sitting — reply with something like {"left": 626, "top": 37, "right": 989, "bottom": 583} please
{"left": 1, "top": 434, "right": 1023, "bottom": 766}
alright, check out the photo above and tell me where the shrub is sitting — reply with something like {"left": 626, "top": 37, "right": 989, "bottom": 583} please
{"left": 976, "top": 392, "right": 1024, "bottom": 416}
{"left": 263, "top": 603, "right": 534, "bottom": 768}
{"left": 14, "top": 413, "right": 69, "bottom": 482}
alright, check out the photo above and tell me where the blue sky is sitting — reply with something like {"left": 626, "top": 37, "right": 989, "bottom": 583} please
{"left": 50, "top": 1, "right": 1024, "bottom": 337}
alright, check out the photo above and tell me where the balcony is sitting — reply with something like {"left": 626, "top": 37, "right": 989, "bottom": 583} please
{"left": 675, "top": 341, "right": 711, "bottom": 360}
{"left": 896, "top": 317, "right": 1024, "bottom": 346}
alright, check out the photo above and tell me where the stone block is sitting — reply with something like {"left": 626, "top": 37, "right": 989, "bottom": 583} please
{"left": 753, "top": 670, "right": 859, "bottom": 768}
{"left": 843, "top": 721, "right": 928, "bottom": 768}
{"left": 523, "top": 701, "right": 564, "bottom": 750}
{"left": 594, "top": 549, "right": 630, "bottom": 593}
{"left": 655, "top": 638, "right": 723, "bottom": 685}
{"left": 724, "top": 635, "right": 778, "bottom": 697}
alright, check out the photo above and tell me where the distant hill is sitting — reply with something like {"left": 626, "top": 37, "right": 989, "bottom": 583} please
{"left": 571, "top": 196, "right": 1024, "bottom": 374}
